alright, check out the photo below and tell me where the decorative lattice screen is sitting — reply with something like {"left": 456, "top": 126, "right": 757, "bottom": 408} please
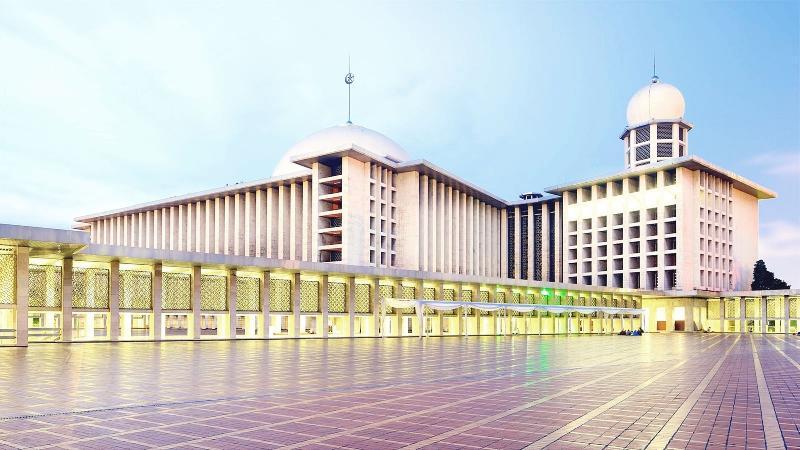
{"left": 636, "top": 126, "right": 650, "bottom": 144}
{"left": 236, "top": 276, "right": 260, "bottom": 312}
{"left": 707, "top": 299, "right": 720, "bottom": 320}
{"left": 29, "top": 264, "right": 62, "bottom": 308}
{"left": 443, "top": 288, "right": 455, "bottom": 315}
{"left": 745, "top": 298, "right": 759, "bottom": 318}
{"left": 398, "top": 286, "right": 415, "bottom": 314}
{"left": 766, "top": 298, "right": 781, "bottom": 318}
{"left": 656, "top": 123, "right": 673, "bottom": 140}
{"left": 789, "top": 298, "right": 798, "bottom": 318}
{"left": 461, "top": 289, "right": 473, "bottom": 314}
{"left": 422, "top": 287, "right": 436, "bottom": 314}
{"left": 0, "top": 249, "right": 14, "bottom": 305}
{"left": 656, "top": 143, "right": 673, "bottom": 158}
{"left": 162, "top": 272, "right": 191, "bottom": 310}
{"left": 269, "top": 278, "right": 291, "bottom": 313}
{"left": 201, "top": 274, "right": 227, "bottom": 311}
{"left": 328, "top": 282, "right": 346, "bottom": 313}
{"left": 636, "top": 145, "right": 649, "bottom": 161}
{"left": 379, "top": 284, "right": 394, "bottom": 313}
{"left": 119, "top": 270, "right": 152, "bottom": 310}
{"left": 73, "top": 268, "right": 109, "bottom": 309}
{"left": 725, "top": 299, "right": 740, "bottom": 319}
{"left": 479, "top": 291, "right": 490, "bottom": 315}
{"left": 355, "top": 284, "right": 371, "bottom": 313}
{"left": 300, "top": 280, "right": 319, "bottom": 313}
{"left": 496, "top": 291, "right": 506, "bottom": 303}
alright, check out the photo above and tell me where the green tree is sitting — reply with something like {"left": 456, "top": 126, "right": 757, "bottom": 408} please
{"left": 751, "top": 260, "right": 791, "bottom": 290}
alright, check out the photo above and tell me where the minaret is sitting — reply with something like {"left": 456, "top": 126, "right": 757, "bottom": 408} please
{"left": 620, "top": 74, "right": 692, "bottom": 169}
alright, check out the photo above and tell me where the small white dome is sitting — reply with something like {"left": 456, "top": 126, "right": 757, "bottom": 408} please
{"left": 272, "top": 123, "right": 410, "bottom": 177}
{"left": 626, "top": 77, "right": 686, "bottom": 126}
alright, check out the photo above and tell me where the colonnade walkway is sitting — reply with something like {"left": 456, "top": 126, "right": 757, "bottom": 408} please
{"left": 0, "top": 334, "right": 798, "bottom": 449}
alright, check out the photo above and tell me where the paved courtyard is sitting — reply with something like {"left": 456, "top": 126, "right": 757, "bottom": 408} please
{"left": 0, "top": 334, "right": 798, "bottom": 450}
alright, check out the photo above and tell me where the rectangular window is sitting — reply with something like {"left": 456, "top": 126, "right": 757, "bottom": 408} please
{"left": 657, "top": 123, "right": 673, "bottom": 140}
{"left": 636, "top": 126, "right": 650, "bottom": 144}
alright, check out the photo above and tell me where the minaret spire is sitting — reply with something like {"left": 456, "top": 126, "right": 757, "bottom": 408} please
{"left": 652, "top": 53, "right": 659, "bottom": 83}
{"left": 345, "top": 56, "right": 354, "bottom": 124}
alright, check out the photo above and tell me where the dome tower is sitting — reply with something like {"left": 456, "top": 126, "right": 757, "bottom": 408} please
{"left": 621, "top": 76, "right": 691, "bottom": 169}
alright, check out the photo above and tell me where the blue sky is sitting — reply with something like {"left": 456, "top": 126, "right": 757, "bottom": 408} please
{"left": 1, "top": 1, "right": 798, "bottom": 284}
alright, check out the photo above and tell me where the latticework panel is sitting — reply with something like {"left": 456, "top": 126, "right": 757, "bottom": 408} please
{"left": 28, "top": 264, "right": 62, "bottom": 308}
{"left": 355, "top": 284, "right": 371, "bottom": 313}
{"left": 422, "top": 287, "right": 436, "bottom": 314}
{"left": 119, "top": 270, "right": 152, "bottom": 310}
{"left": 789, "top": 298, "right": 798, "bottom": 318}
{"left": 766, "top": 298, "right": 781, "bottom": 318}
{"left": 509, "top": 293, "right": 521, "bottom": 316}
{"left": 269, "top": 278, "right": 291, "bottom": 312}
{"left": 725, "top": 299, "right": 740, "bottom": 319}
{"left": 496, "top": 291, "right": 506, "bottom": 303}
{"left": 461, "top": 289, "right": 473, "bottom": 314}
{"left": 479, "top": 291, "right": 490, "bottom": 315}
{"left": 443, "top": 288, "right": 455, "bottom": 315}
{"left": 707, "top": 299, "right": 720, "bottom": 320}
{"left": 399, "top": 286, "right": 415, "bottom": 314}
{"left": 379, "top": 284, "right": 394, "bottom": 313}
{"left": 163, "top": 272, "right": 191, "bottom": 310}
{"left": 328, "top": 282, "right": 346, "bottom": 313}
{"left": 72, "top": 268, "right": 109, "bottom": 309}
{"left": 300, "top": 280, "right": 319, "bottom": 313}
{"left": 201, "top": 275, "right": 227, "bottom": 311}
{"left": 745, "top": 298, "right": 759, "bottom": 318}
{"left": 0, "top": 249, "right": 14, "bottom": 305}
{"left": 236, "top": 276, "right": 261, "bottom": 312}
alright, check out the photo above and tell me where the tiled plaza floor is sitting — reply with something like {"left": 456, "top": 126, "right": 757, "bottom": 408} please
{"left": 0, "top": 334, "right": 798, "bottom": 449}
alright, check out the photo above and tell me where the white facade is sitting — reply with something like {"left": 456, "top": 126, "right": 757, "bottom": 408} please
{"left": 75, "top": 78, "right": 775, "bottom": 293}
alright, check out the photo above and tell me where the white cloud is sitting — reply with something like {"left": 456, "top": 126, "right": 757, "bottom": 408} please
{"left": 748, "top": 151, "right": 800, "bottom": 176}
{"left": 759, "top": 220, "right": 800, "bottom": 286}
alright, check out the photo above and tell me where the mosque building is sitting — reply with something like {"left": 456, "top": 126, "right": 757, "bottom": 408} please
{"left": 0, "top": 75, "right": 797, "bottom": 345}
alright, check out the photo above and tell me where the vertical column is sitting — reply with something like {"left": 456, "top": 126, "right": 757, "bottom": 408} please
{"left": 109, "top": 260, "right": 120, "bottom": 341}
{"left": 513, "top": 206, "right": 521, "bottom": 278}
{"left": 261, "top": 271, "right": 271, "bottom": 338}
{"left": 321, "top": 275, "right": 329, "bottom": 338}
{"left": 291, "top": 272, "right": 301, "bottom": 338}
{"left": 228, "top": 271, "right": 238, "bottom": 339}
{"left": 456, "top": 284, "right": 465, "bottom": 336}
{"left": 740, "top": 297, "right": 746, "bottom": 334}
{"left": 761, "top": 296, "right": 767, "bottom": 334}
{"left": 542, "top": 202, "right": 551, "bottom": 282}
{"left": 192, "top": 266, "right": 202, "bottom": 339}
{"left": 61, "top": 258, "right": 73, "bottom": 342}
{"left": 371, "top": 279, "right": 380, "bottom": 336}
{"left": 255, "top": 190, "right": 267, "bottom": 258}
{"left": 15, "top": 247, "right": 30, "bottom": 346}
{"left": 152, "top": 263, "right": 162, "bottom": 341}
{"left": 785, "top": 295, "right": 791, "bottom": 335}
{"left": 347, "top": 277, "right": 356, "bottom": 337}
{"left": 719, "top": 298, "right": 725, "bottom": 333}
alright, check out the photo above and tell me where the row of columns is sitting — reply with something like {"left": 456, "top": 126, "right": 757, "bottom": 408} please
{"left": 715, "top": 296, "right": 795, "bottom": 334}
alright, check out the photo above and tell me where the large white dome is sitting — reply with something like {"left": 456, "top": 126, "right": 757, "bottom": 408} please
{"left": 626, "top": 77, "right": 686, "bottom": 126}
{"left": 272, "top": 123, "right": 410, "bottom": 177}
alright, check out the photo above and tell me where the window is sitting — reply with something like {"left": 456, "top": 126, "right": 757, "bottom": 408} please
{"left": 636, "top": 145, "right": 650, "bottom": 161}
{"left": 636, "top": 126, "right": 650, "bottom": 144}
{"left": 656, "top": 143, "right": 673, "bottom": 158}
{"left": 657, "top": 123, "right": 673, "bottom": 140}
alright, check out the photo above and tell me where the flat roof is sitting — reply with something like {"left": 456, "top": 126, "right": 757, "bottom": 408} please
{"left": 544, "top": 155, "right": 776, "bottom": 200}
{"left": 0, "top": 224, "right": 89, "bottom": 257}
{"left": 75, "top": 172, "right": 312, "bottom": 222}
